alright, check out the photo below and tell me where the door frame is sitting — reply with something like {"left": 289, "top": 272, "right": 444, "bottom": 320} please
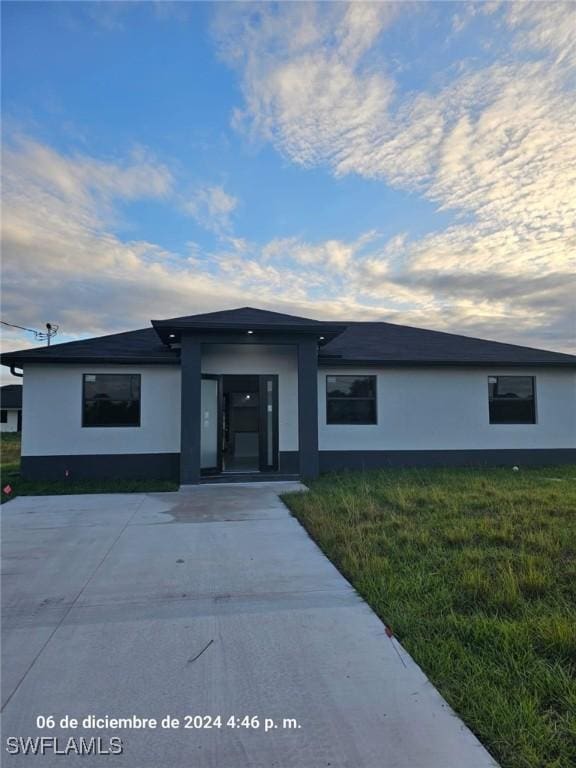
{"left": 200, "top": 374, "right": 279, "bottom": 475}
{"left": 200, "top": 374, "right": 223, "bottom": 475}
{"left": 258, "top": 374, "right": 279, "bottom": 473}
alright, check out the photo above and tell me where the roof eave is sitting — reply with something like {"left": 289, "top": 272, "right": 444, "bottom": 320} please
{"left": 151, "top": 319, "right": 347, "bottom": 345}
{"left": 318, "top": 357, "right": 576, "bottom": 367}
{"left": 0, "top": 355, "right": 179, "bottom": 367}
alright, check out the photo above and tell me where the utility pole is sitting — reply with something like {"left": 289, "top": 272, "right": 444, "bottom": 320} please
{"left": 1, "top": 320, "right": 59, "bottom": 346}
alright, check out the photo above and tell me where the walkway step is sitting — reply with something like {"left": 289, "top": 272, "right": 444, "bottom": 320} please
{"left": 199, "top": 473, "right": 300, "bottom": 484}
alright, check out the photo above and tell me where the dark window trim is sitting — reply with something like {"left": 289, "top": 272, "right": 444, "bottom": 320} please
{"left": 488, "top": 375, "right": 537, "bottom": 425}
{"left": 82, "top": 373, "right": 141, "bottom": 428}
{"left": 0, "top": 409, "right": 7, "bottom": 423}
{"left": 325, "top": 374, "right": 378, "bottom": 425}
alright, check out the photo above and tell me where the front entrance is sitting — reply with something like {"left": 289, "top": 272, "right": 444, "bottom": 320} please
{"left": 200, "top": 374, "right": 278, "bottom": 475}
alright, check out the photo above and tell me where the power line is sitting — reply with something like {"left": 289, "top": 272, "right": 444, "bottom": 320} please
{"left": 1, "top": 320, "right": 39, "bottom": 334}
{"left": 1, "top": 320, "right": 59, "bottom": 346}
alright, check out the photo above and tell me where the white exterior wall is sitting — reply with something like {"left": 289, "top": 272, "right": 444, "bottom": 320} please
{"left": 0, "top": 409, "right": 20, "bottom": 433}
{"left": 201, "top": 344, "right": 298, "bottom": 451}
{"left": 22, "top": 364, "right": 181, "bottom": 456}
{"left": 19, "top": 359, "right": 575, "bottom": 458}
{"left": 318, "top": 367, "right": 576, "bottom": 451}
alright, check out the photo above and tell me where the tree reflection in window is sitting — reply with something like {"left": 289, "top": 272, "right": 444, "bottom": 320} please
{"left": 83, "top": 374, "right": 141, "bottom": 427}
{"left": 326, "top": 375, "right": 377, "bottom": 424}
{"left": 488, "top": 376, "right": 535, "bottom": 424}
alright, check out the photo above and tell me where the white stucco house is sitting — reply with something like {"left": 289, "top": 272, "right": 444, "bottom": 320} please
{"left": 0, "top": 384, "right": 22, "bottom": 433}
{"left": 1, "top": 307, "right": 575, "bottom": 483}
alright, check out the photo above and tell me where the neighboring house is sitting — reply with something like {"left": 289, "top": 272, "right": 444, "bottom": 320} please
{"left": 0, "top": 384, "right": 22, "bottom": 433}
{"left": 1, "top": 307, "right": 575, "bottom": 483}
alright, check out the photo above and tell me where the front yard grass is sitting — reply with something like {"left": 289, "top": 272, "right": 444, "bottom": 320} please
{"left": 0, "top": 433, "right": 178, "bottom": 503}
{"left": 283, "top": 466, "right": 576, "bottom": 768}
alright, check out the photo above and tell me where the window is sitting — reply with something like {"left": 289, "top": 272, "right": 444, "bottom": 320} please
{"left": 0, "top": 409, "right": 7, "bottom": 423}
{"left": 83, "top": 374, "right": 141, "bottom": 427}
{"left": 326, "top": 375, "right": 377, "bottom": 425}
{"left": 488, "top": 376, "right": 535, "bottom": 424}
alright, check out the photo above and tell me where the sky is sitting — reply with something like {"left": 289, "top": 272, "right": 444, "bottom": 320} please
{"left": 1, "top": 1, "right": 575, "bottom": 383}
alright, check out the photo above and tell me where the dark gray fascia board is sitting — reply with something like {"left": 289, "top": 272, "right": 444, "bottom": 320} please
{"left": 174, "top": 330, "right": 335, "bottom": 346}
{"left": 0, "top": 355, "right": 179, "bottom": 367}
{"left": 318, "top": 358, "right": 576, "bottom": 368}
{"left": 3, "top": 354, "right": 575, "bottom": 368}
{"left": 152, "top": 321, "right": 347, "bottom": 345}
{"left": 151, "top": 319, "right": 331, "bottom": 330}
{"left": 152, "top": 320, "right": 346, "bottom": 333}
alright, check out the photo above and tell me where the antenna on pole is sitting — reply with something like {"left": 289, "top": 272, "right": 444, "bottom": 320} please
{"left": 1, "top": 320, "right": 59, "bottom": 346}
{"left": 44, "top": 323, "right": 57, "bottom": 346}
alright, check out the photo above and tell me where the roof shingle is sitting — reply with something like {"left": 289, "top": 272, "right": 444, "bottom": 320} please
{"left": 1, "top": 308, "right": 575, "bottom": 367}
{"left": 153, "top": 306, "right": 322, "bottom": 326}
{"left": 1, "top": 328, "right": 178, "bottom": 365}
{"left": 320, "top": 322, "right": 576, "bottom": 365}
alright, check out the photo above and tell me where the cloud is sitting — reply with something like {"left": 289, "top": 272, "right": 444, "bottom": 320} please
{"left": 1, "top": 130, "right": 573, "bottom": 385}
{"left": 2, "top": 3, "right": 576, "bottom": 388}
{"left": 182, "top": 184, "right": 238, "bottom": 233}
{"left": 216, "top": 2, "right": 576, "bottom": 224}
{"left": 2, "top": 2, "right": 575, "bottom": 379}
{"left": 218, "top": 3, "right": 398, "bottom": 167}
{"left": 3, "top": 136, "right": 173, "bottom": 234}
{"left": 0, "top": 138, "right": 339, "bottom": 359}
{"left": 506, "top": 1, "right": 576, "bottom": 63}
{"left": 212, "top": 0, "right": 576, "bottom": 349}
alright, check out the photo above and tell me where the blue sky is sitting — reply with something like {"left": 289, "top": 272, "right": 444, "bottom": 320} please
{"left": 2, "top": 1, "right": 574, "bottom": 378}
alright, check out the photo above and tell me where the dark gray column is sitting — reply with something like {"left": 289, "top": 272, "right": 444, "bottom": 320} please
{"left": 180, "top": 334, "right": 201, "bottom": 484}
{"left": 298, "top": 339, "right": 319, "bottom": 479}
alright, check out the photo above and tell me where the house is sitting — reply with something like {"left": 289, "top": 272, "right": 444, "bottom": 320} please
{"left": 1, "top": 307, "right": 575, "bottom": 483}
{"left": 0, "top": 384, "right": 22, "bottom": 433}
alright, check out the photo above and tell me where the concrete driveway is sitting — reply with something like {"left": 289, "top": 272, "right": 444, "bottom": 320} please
{"left": 1, "top": 484, "right": 496, "bottom": 767}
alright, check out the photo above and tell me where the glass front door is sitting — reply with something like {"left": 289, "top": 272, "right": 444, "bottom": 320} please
{"left": 258, "top": 375, "right": 278, "bottom": 472}
{"left": 200, "top": 376, "right": 221, "bottom": 473}
{"left": 223, "top": 385, "right": 260, "bottom": 472}
{"left": 200, "top": 374, "right": 279, "bottom": 475}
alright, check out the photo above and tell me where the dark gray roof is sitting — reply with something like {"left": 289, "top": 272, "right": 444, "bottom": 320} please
{"left": 1, "top": 384, "right": 22, "bottom": 409}
{"left": 320, "top": 322, "right": 576, "bottom": 366}
{"left": 154, "top": 306, "right": 322, "bottom": 326}
{"left": 151, "top": 306, "right": 346, "bottom": 345}
{"left": 1, "top": 328, "right": 179, "bottom": 366}
{"left": 1, "top": 308, "right": 575, "bottom": 367}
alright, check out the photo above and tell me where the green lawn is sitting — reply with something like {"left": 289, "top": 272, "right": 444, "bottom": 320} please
{"left": 0, "top": 433, "right": 178, "bottom": 502}
{"left": 1, "top": 433, "right": 21, "bottom": 474}
{"left": 283, "top": 467, "right": 576, "bottom": 768}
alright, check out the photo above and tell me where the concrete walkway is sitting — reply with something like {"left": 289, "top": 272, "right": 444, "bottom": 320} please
{"left": 1, "top": 484, "right": 497, "bottom": 767}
